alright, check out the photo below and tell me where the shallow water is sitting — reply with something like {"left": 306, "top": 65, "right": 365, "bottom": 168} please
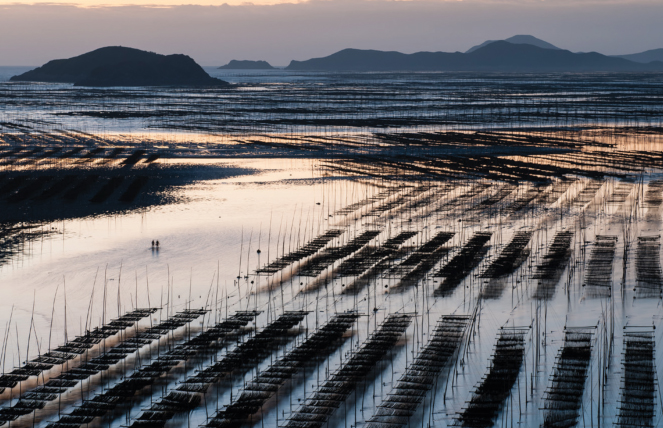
{"left": 2, "top": 71, "right": 662, "bottom": 140}
{"left": 0, "top": 154, "right": 660, "bottom": 428}
{"left": 1, "top": 69, "right": 663, "bottom": 428}
{"left": 0, "top": 158, "right": 337, "bottom": 337}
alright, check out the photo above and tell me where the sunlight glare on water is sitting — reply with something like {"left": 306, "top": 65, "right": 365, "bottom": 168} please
{"left": 0, "top": 158, "right": 366, "bottom": 346}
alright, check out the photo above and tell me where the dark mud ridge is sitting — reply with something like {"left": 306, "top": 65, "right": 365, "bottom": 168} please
{"left": 0, "top": 158, "right": 254, "bottom": 224}
{"left": 219, "top": 60, "right": 274, "bottom": 69}
{"left": 11, "top": 46, "right": 229, "bottom": 87}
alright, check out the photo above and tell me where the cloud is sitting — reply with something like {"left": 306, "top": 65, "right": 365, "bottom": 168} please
{"left": 1, "top": 0, "right": 661, "bottom": 66}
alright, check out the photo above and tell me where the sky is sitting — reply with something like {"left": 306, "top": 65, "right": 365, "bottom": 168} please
{"left": 0, "top": 0, "right": 662, "bottom": 66}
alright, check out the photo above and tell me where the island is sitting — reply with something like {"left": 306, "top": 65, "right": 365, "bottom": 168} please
{"left": 11, "top": 46, "right": 229, "bottom": 87}
{"left": 218, "top": 60, "right": 274, "bottom": 70}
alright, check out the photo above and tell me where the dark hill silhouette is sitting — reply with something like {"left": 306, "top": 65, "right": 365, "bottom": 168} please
{"left": 612, "top": 48, "right": 663, "bottom": 64}
{"left": 287, "top": 49, "right": 462, "bottom": 72}
{"left": 219, "top": 60, "right": 274, "bottom": 69}
{"left": 11, "top": 46, "right": 228, "bottom": 87}
{"left": 286, "top": 42, "right": 663, "bottom": 72}
{"left": 466, "top": 35, "right": 561, "bottom": 53}
{"left": 464, "top": 42, "right": 655, "bottom": 71}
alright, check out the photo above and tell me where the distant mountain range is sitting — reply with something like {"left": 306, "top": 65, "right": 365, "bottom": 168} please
{"left": 219, "top": 60, "right": 274, "bottom": 70}
{"left": 469, "top": 36, "right": 663, "bottom": 64}
{"left": 9, "top": 37, "right": 663, "bottom": 85}
{"left": 286, "top": 41, "right": 663, "bottom": 72}
{"left": 11, "top": 47, "right": 228, "bottom": 87}
{"left": 612, "top": 48, "right": 663, "bottom": 64}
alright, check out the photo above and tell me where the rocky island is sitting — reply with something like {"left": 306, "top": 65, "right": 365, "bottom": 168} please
{"left": 11, "top": 46, "right": 228, "bottom": 87}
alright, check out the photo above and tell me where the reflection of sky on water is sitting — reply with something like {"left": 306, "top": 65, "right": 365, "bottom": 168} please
{"left": 0, "top": 158, "right": 335, "bottom": 336}
{"left": 0, "top": 156, "right": 662, "bottom": 428}
{"left": 2, "top": 68, "right": 663, "bottom": 428}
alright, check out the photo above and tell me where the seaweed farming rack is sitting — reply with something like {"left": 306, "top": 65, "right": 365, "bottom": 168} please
{"left": 616, "top": 327, "right": 657, "bottom": 428}
{"left": 204, "top": 312, "right": 360, "bottom": 428}
{"left": 0, "top": 308, "right": 156, "bottom": 395}
{"left": 541, "top": 327, "right": 595, "bottom": 428}
{"left": 455, "top": 326, "right": 529, "bottom": 428}
{"left": 284, "top": 314, "right": 413, "bottom": 428}
{"left": 366, "top": 314, "right": 472, "bottom": 428}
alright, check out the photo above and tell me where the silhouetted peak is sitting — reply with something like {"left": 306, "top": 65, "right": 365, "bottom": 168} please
{"left": 466, "top": 35, "right": 561, "bottom": 53}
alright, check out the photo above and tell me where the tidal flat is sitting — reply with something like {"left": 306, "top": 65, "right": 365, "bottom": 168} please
{"left": 0, "top": 71, "right": 662, "bottom": 428}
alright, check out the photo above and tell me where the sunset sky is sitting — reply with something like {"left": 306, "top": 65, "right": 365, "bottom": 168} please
{"left": 1, "top": 0, "right": 661, "bottom": 66}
